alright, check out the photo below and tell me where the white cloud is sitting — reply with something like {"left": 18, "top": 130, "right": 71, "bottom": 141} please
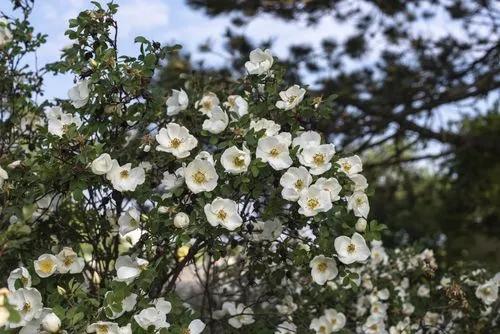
{"left": 117, "top": 0, "right": 169, "bottom": 36}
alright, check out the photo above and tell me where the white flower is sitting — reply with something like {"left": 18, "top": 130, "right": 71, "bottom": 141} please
{"left": 7, "top": 267, "right": 31, "bottom": 291}
{"left": 351, "top": 174, "right": 368, "bottom": 192}
{"left": 0, "top": 166, "right": 8, "bottom": 188}
{"left": 106, "top": 292, "right": 138, "bottom": 319}
{"left": 324, "top": 309, "right": 346, "bottom": 332}
{"left": 41, "top": 312, "right": 61, "bottom": 333}
{"left": 314, "top": 177, "right": 342, "bottom": 202}
{"left": 275, "top": 321, "right": 297, "bottom": 334}
{"left": 161, "top": 167, "right": 185, "bottom": 192}
{"left": 91, "top": 153, "right": 114, "bottom": 175}
{"left": 309, "top": 316, "right": 332, "bottom": 334}
{"left": 249, "top": 118, "right": 280, "bottom": 137}
{"left": 337, "top": 155, "right": 363, "bottom": 176}
{"left": 87, "top": 322, "right": 121, "bottom": 334}
{"left": 223, "top": 302, "right": 255, "bottom": 328}
{"left": 276, "top": 85, "right": 306, "bottom": 110}
{"left": 309, "top": 255, "right": 338, "bottom": 285}
{"left": 34, "top": 254, "right": 59, "bottom": 278}
{"left": 173, "top": 212, "right": 190, "bottom": 228}
{"left": 166, "top": 89, "right": 189, "bottom": 116}
{"left": 362, "top": 315, "right": 386, "bottom": 334}
{"left": 224, "top": 95, "right": 248, "bottom": 117}
{"left": 156, "top": 123, "right": 198, "bottom": 159}
{"left": 0, "top": 19, "right": 12, "bottom": 47}
{"left": 298, "top": 186, "right": 332, "bottom": 217}
{"left": 475, "top": 280, "right": 498, "bottom": 305}
{"left": 292, "top": 130, "right": 321, "bottom": 149}
{"left": 47, "top": 106, "right": 82, "bottom": 137}
{"left": 68, "top": 79, "right": 90, "bottom": 108}
{"left": 185, "top": 158, "right": 219, "bottom": 194}
{"left": 256, "top": 132, "right": 293, "bottom": 170}
{"left": 202, "top": 106, "right": 229, "bottom": 134}
{"left": 195, "top": 92, "right": 220, "bottom": 116}
{"left": 334, "top": 232, "right": 371, "bottom": 265}
{"left": 221, "top": 145, "right": 251, "bottom": 174}
{"left": 417, "top": 284, "right": 430, "bottom": 298}
{"left": 356, "top": 218, "right": 368, "bottom": 232}
{"left": 276, "top": 296, "right": 297, "bottom": 315}
{"left": 245, "top": 48, "right": 273, "bottom": 75}
{"left": 8, "top": 288, "right": 43, "bottom": 324}
{"left": 252, "top": 218, "right": 283, "bottom": 241}
{"left": 298, "top": 143, "right": 336, "bottom": 175}
{"left": 279, "top": 166, "right": 312, "bottom": 201}
{"left": 204, "top": 197, "right": 243, "bottom": 231}
{"left": 115, "top": 255, "right": 148, "bottom": 284}
{"left": 56, "top": 247, "right": 84, "bottom": 274}
{"left": 134, "top": 298, "right": 171, "bottom": 330}
{"left": 106, "top": 161, "right": 145, "bottom": 192}
{"left": 118, "top": 208, "right": 141, "bottom": 236}
{"left": 185, "top": 319, "right": 206, "bottom": 334}
{"left": 347, "top": 191, "right": 370, "bottom": 218}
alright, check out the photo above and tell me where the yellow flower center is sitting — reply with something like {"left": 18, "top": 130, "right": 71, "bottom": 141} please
{"left": 356, "top": 197, "right": 364, "bottom": 205}
{"left": 22, "top": 302, "right": 31, "bottom": 313}
{"left": 64, "top": 256, "right": 75, "bottom": 267}
{"left": 342, "top": 162, "right": 351, "bottom": 172}
{"left": 192, "top": 171, "right": 206, "bottom": 184}
{"left": 216, "top": 209, "right": 227, "bottom": 221}
{"left": 317, "top": 262, "right": 328, "bottom": 272}
{"left": 269, "top": 148, "right": 280, "bottom": 157}
{"left": 307, "top": 198, "right": 319, "bottom": 210}
{"left": 120, "top": 170, "right": 129, "bottom": 179}
{"left": 319, "top": 326, "right": 327, "bottom": 334}
{"left": 181, "top": 329, "right": 190, "bottom": 334}
{"left": 39, "top": 258, "right": 55, "bottom": 274}
{"left": 233, "top": 155, "right": 245, "bottom": 167}
{"left": 170, "top": 137, "right": 182, "bottom": 149}
{"left": 313, "top": 153, "right": 325, "bottom": 166}
{"left": 347, "top": 243, "right": 356, "bottom": 253}
{"left": 202, "top": 100, "right": 213, "bottom": 110}
{"left": 20, "top": 276, "right": 29, "bottom": 286}
{"left": 288, "top": 95, "right": 297, "bottom": 104}
{"left": 97, "top": 325, "right": 109, "bottom": 334}
{"left": 295, "top": 179, "right": 304, "bottom": 190}
{"left": 331, "top": 318, "right": 337, "bottom": 325}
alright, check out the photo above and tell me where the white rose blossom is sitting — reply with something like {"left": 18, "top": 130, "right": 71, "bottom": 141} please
{"left": 115, "top": 255, "right": 148, "bottom": 284}
{"left": 173, "top": 212, "right": 190, "bottom": 228}
{"left": 309, "top": 255, "right": 338, "bottom": 285}
{"left": 68, "top": 79, "right": 90, "bottom": 108}
{"left": 298, "top": 143, "right": 336, "bottom": 175}
{"left": 324, "top": 308, "right": 346, "bottom": 332}
{"left": 185, "top": 158, "right": 219, "bottom": 194}
{"left": 0, "top": 19, "right": 12, "bottom": 47}
{"left": 56, "top": 247, "right": 84, "bottom": 274}
{"left": 337, "top": 155, "right": 363, "bottom": 176}
{"left": 309, "top": 316, "right": 332, "bottom": 334}
{"left": 204, "top": 197, "right": 243, "bottom": 231}
{"left": 134, "top": 298, "right": 171, "bottom": 330}
{"left": 221, "top": 145, "right": 251, "bottom": 174}
{"left": 292, "top": 130, "right": 321, "bottom": 149}
{"left": 475, "top": 280, "right": 498, "bottom": 305}
{"left": 279, "top": 166, "right": 312, "bottom": 201}
{"left": 106, "top": 160, "right": 145, "bottom": 192}
{"left": 334, "top": 232, "right": 371, "bottom": 265}
{"left": 256, "top": 132, "right": 293, "bottom": 171}
{"left": 275, "top": 85, "right": 306, "bottom": 110}
{"left": 118, "top": 208, "right": 141, "bottom": 236}
{"left": 7, "top": 267, "right": 31, "bottom": 291}
{"left": 298, "top": 185, "right": 332, "bottom": 217}
{"left": 222, "top": 302, "right": 255, "bottom": 328}
{"left": 249, "top": 118, "right": 281, "bottom": 137}
{"left": 8, "top": 288, "right": 43, "bottom": 325}
{"left": 314, "top": 177, "right": 342, "bottom": 202}
{"left": 224, "top": 95, "right": 248, "bottom": 117}
{"left": 245, "top": 48, "right": 273, "bottom": 75}
{"left": 202, "top": 106, "right": 229, "bottom": 134}
{"left": 166, "top": 88, "right": 189, "bottom": 116}
{"left": 0, "top": 165, "right": 8, "bottom": 188}
{"left": 34, "top": 254, "right": 59, "bottom": 278}
{"left": 156, "top": 123, "right": 198, "bottom": 159}
{"left": 41, "top": 312, "right": 61, "bottom": 333}
{"left": 91, "top": 153, "right": 113, "bottom": 175}
{"left": 347, "top": 191, "right": 370, "bottom": 218}
{"left": 275, "top": 321, "right": 297, "bottom": 334}
{"left": 195, "top": 92, "right": 220, "bottom": 116}
{"left": 46, "top": 106, "right": 82, "bottom": 137}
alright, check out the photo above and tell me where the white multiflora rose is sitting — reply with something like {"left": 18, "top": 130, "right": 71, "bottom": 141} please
{"left": 46, "top": 106, "right": 82, "bottom": 137}
{"left": 279, "top": 166, "right": 312, "bottom": 201}
{"left": 292, "top": 130, "right": 321, "bottom": 149}
{"left": 275, "top": 85, "right": 306, "bottom": 110}
{"left": 276, "top": 321, "right": 297, "bottom": 334}
{"left": 245, "top": 48, "right": 273, "bottom": 75}
{"left": 221, "top": 145, "right": 251, "bottom": 174}
{"left": 224, "top": 95, "right": 248, "bottom": 117}
{"left": 0, "top": 165, "right": 8, "bottom": 188}
{"left": 351, "top": 173, "right": 368, "bottom": 192}
{"left": 56, "top": 247, "right": 84, "bottom": 274}
{"left": 309, "top": 316, "right": 332, "bottom": 334}
{"left": 185, "top": 158, "right": 218, "bottom": 193}
{"left": 204, "top": 197, "right": 243, "bottom": 231}
{"left": 195, "top": 92, "right": 220, "bottom": 116}
{"left": 202, "top": 106, "right": 229, "bottom": 134}
{"left": 115, "top": 255, "right": 148, "bottom": 284}
{"left": 185, "top": 319, "right": 206, "bottom": 334}
{"left": 86, "top": 322, "right": 122, "bottom": 334}
{"left": 249, "top": 118, "right": 281, "bottom": 137}
{"left": 298, "top": 143, "right": 336, "bottom": 175}
{"left": 8, "top": 267, "right": 31, "bottom": 291}
{"left": 91, "top": 153, "right": 113, "bottom": 175}
{"left": 8, "top": 288, "right": 43, "bottom": 324}
{"left": 34, "top": 254, "right": 59, "bottom": 278}
{"left": 475, "top": 280, "right": 498, "bottom": 305}
{"left": 166, "top": 89, "right": 189, "bottom": 116}
{"left": 256, "top": 132, "right": 293, "bottom": 170}
{"left": 298, "top": 185, "right": 332, "bottom": 217}
{"left": 106, "top": 292, "right": 138, "bottom": 319}
{"left": 309, "top": 255, "right": 338, "bottom": 285}
{"left": 41, "top": 312, "right": 61, "bottom": 333}
{"left": 314, "top": 177, "right": 342, "bottom": 202}
{"left": 155, "top": 123, "right": 198, "bottom": 158}
{"left": 118, "top": 208, "right": 141, "bottom": 236}
{"left": 173, "top": 212, "right": 190, "bottom": 228}
{"left": 0, "top": 19, "right": 12, "bottom": 47}
{"left": 337, "top": 155, "right": 363, "bottom": 176}
{"left": 106, "top": 160, "right": 145, "bottom": 192}
{"left": 134, "top": 298, "right": 171, "bottom": 330}
{"left": 222, "top": 302, "right": 255, "bottom": 328}
{"left": 324, "top": 309, "right": 346, "bottom": 332}
{"left": 161, "top": 167, "right": 184, "bottom": 193}
{"left": 334, "top": 232, "right": 371, "bottom": 265}
{"left": 68, "top": 79, "right": 90, "bottom": 108}
{"left": 347, "top": 191, "right": 370, "bottom": 218}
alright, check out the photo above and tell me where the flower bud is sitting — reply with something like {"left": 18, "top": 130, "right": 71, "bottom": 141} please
{"left": 177, "top": 245, "right": 190, "bottom": 261}
{"left": 56, "top": 286, "right": 66, "bottom": 295}
{"left": 355, "top": 218, "right": 367, "bottom": 232}
{"left": 42, "top": 312, "right": 61, "bottom": 333}
{"left": 173, "top": 212, "right": 190, "bottom": 229}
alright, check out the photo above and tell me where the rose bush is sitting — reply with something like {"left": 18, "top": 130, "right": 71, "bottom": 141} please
{"left": 0, "top": 2, "right": 498, "bottom": 333}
